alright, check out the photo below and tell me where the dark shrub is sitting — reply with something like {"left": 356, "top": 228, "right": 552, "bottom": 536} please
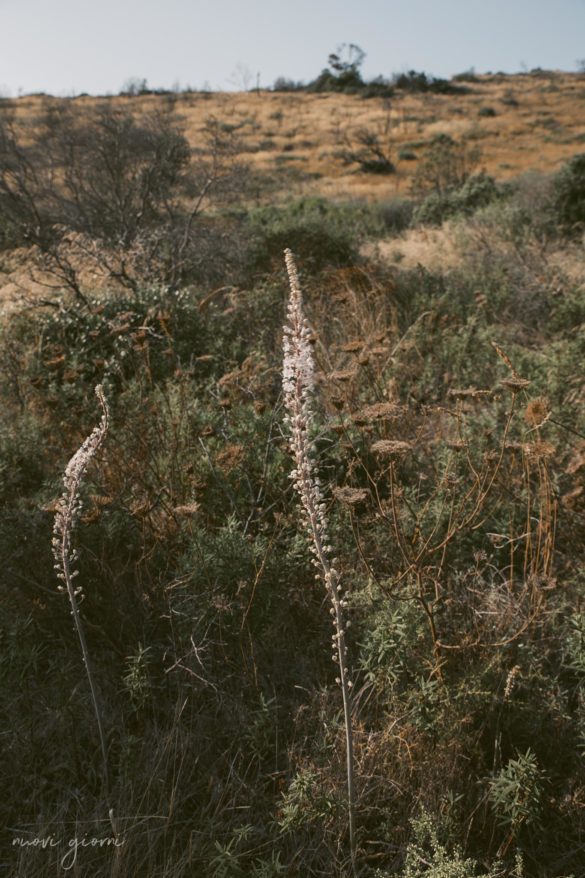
{"left": 245, "top": 199, "right": 359, "bottom": 274}
{"left": 413, "top": 172, "right": 500, "bottom": 226}
{"left": 393, "top": 70, "right": 468, "bottom": 95}
{"left": 553, "top": 152, "right": 585, "bottom": 230}
{"left": 272, "top": 77, "right": 305, "bottom": 92}
{"left": 244, "top": 197, "right": 395, "bottom": 275}
{"left": 378, "top": 198, "right": 414, "bottom": 233}
{"left": 412, "top": 133, "right": 481, "bottom": 196}
{"left": 307, "top": 67, "right": 364, "bottom": 94}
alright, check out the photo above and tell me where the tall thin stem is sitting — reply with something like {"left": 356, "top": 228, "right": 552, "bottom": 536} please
{"left": 283, "top": 250, "right": 357, "bottom": 875}
{"left": 52, "top": 385, "right": 111, "bottom": 802}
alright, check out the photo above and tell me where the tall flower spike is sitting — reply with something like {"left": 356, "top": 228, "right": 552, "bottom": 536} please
{"left": 282, "top": 250, "right": 357, "bottom": 875}
{"left": 53, "top": 385, "right": 110, "bottom": 587}
{"left": 52, "top": 385, "right": 113, "bottom": 819}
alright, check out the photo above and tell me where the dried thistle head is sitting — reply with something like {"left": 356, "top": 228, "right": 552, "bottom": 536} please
{"left": 524, "top": 397, "right": 550, "bottom": 428}
{"left": 448, "top": 387, "right": 491, "bottom": 400}
{"left": 525, "top": 440, "right": 556, "bottom": 459}
{"left": 371, "top": 439, "right": 412, "bottom": 458}
{"left": 215, "top": 444, "right": 246, "bottom": 474}
{"left": 333, "top": 487, "right": 369, "bottom": 507}
{"left": 329, "top": 369, "right": 358, "bottom": 383}
{"left": 500, "top": 376, "right": 531, "bottom": 393}
{"left": 356, "top": 402, "right": 399, "bottom": 421}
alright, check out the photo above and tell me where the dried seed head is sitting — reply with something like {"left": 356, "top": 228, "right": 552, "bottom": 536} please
{"left": 500, "top": 376, "right": 530, "bottom": 393}
{"left": 448, "top": 387, "right": 491, "bottom": 400}
{"left": 356, "top": 402, "right": 399, "bottom": 420}
{"left": 525, "top": 441, "right": 556, "bottom": 459}
{"left": 329, "top": 369, "right": 357, "bottom": 383}
{"left": 332, "top": 486, "right": 369, "bottom": 507}
{"left": 371, "top": 439, "right": 412, "bottom": 458}
{"left": 335, "top": 339, "right": 364, "bottom": 353}
{"left": 524, "top": 397, "right": 550, "bottom": 428}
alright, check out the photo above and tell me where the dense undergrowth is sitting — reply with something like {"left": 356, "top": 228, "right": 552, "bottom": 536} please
{"left": 1, "top": 118, "right": 585, "bottom": 877}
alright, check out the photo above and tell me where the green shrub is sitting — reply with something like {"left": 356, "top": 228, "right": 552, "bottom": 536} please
{"left": 390, "top": 810, "right": 498, "bottom": 877}
{"left": 245, "top": 197, "right": 385, "bottom": 273}
{"left": 4, "top": 288, "right": 212, "bottom": 409}
{"left": 308, "top": 67, "right": 364, "bottom": 94}
{"left": 488, "top": 749, "right": 545, "bottom": 833}
{"left": 413, "top": 172, "right": 500, "bottom": 225}
{"left": 392, "top": 70, "right": 468, "bottom": 95}
{"left": 378, "top": 198, "right": 415, "bottom": 232}
{"left": 412, "top": 133, "right": 482, "bottom": 196}
{"left": 553, "top": 152, "right": 585, "bottom": 230}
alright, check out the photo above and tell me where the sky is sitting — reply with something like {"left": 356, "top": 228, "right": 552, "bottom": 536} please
{"left": 1, "top": 0, "right": 585, "bottom": 97}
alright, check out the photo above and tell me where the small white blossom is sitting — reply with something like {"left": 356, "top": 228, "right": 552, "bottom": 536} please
{"left": 53, "top": 385, "right": 110, "bottom": 594}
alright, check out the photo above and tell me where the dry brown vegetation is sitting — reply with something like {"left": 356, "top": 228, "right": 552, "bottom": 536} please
{"left": 5, "top": 71, "right": 585, "bottom": 195}
{"left": 2, "top": 70, "right": 584, "bottom": 308}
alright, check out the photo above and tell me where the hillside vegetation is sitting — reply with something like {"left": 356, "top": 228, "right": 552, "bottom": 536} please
{"left": 1, "top": 71, "right": 585, "bottom": 877}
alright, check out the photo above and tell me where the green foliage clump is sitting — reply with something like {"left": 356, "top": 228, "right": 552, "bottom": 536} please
{"left": 413, "top": 172, "right": 500, "bottom": 226}
{"left": 308, "top": 66, "right": 366, "bottom": 94}
{"left": 488, "top": 749, "right": 545, "bottom": 833}
{"left": 392, "top": 70, "right": 469, "bottom": 95}
{"left": 245, "top": 197, "right": 385, "bottom": 273}
{"left": 412, "top": 134, "right": 481, "bottom": 196}
{"left": 391, "top": 810, "right": 499, "bottom": 878}
{"left": 301, "top": 44, "right": 394, "bottom": 97}
{"left": 3, "top": 288, "right": 212, "bottom": 409}
{"left": 378, "top": 198, "right": 415, "bottom": 232}
{"left": 553, "top": 152, "right": 585, "bottom": 230}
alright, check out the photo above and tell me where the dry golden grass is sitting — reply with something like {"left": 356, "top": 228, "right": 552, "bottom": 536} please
{"left": 364, "top": 222, "right": 464, "bottom": 271}
{"left": 6, "top": 70, "right": 585, "bottom": 203}
{"left": 1, "top": 70, "right": 584, "bottom": 312}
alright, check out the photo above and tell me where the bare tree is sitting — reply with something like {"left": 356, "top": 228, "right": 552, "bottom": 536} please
{"left": 0, "top": 102, "right": 249, "bottom": 298}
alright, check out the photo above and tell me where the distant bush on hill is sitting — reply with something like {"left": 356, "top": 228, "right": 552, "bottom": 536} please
{"left": 306, "top": 68, "right": 394, "bottom": 97}
{"left": 392, "top": 70, "right": 469, "bottom": 95}
{"left": 413, "top": 171, "right": 500, "bottom": 225}
{"left": 274, "top": 44, "right": 394, "bottom": 98}
{"left": 452, "top": 68, "right": 480, "bottom": 83}
{"left": 245, "top": 197, "right": 364, "bottom": 273}
{"left": 412, "top": 133, "right": 481, "bottom": 196}
{"left": 272, "top": 77, "right": 305, "bottom": 92}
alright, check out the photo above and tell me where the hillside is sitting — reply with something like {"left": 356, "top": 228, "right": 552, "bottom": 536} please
{"left": 4, "top": 70, "right": 585, "bottom": 193}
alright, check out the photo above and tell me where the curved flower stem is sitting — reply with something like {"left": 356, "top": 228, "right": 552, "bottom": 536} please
{"left": 52, "top": 386, "right": 112, "bottom": 809}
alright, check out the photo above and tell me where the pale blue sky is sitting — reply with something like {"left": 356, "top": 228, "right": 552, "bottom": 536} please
{"left": 1, "top": 0, "right": 584, "bottom": 96}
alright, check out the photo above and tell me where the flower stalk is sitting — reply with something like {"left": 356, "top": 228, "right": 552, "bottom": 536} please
{"left": 52, "top": 384, "right": 111, "bottom": 800}
{"left": 283, "top": 249, "right": 357, "bottom": 874}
